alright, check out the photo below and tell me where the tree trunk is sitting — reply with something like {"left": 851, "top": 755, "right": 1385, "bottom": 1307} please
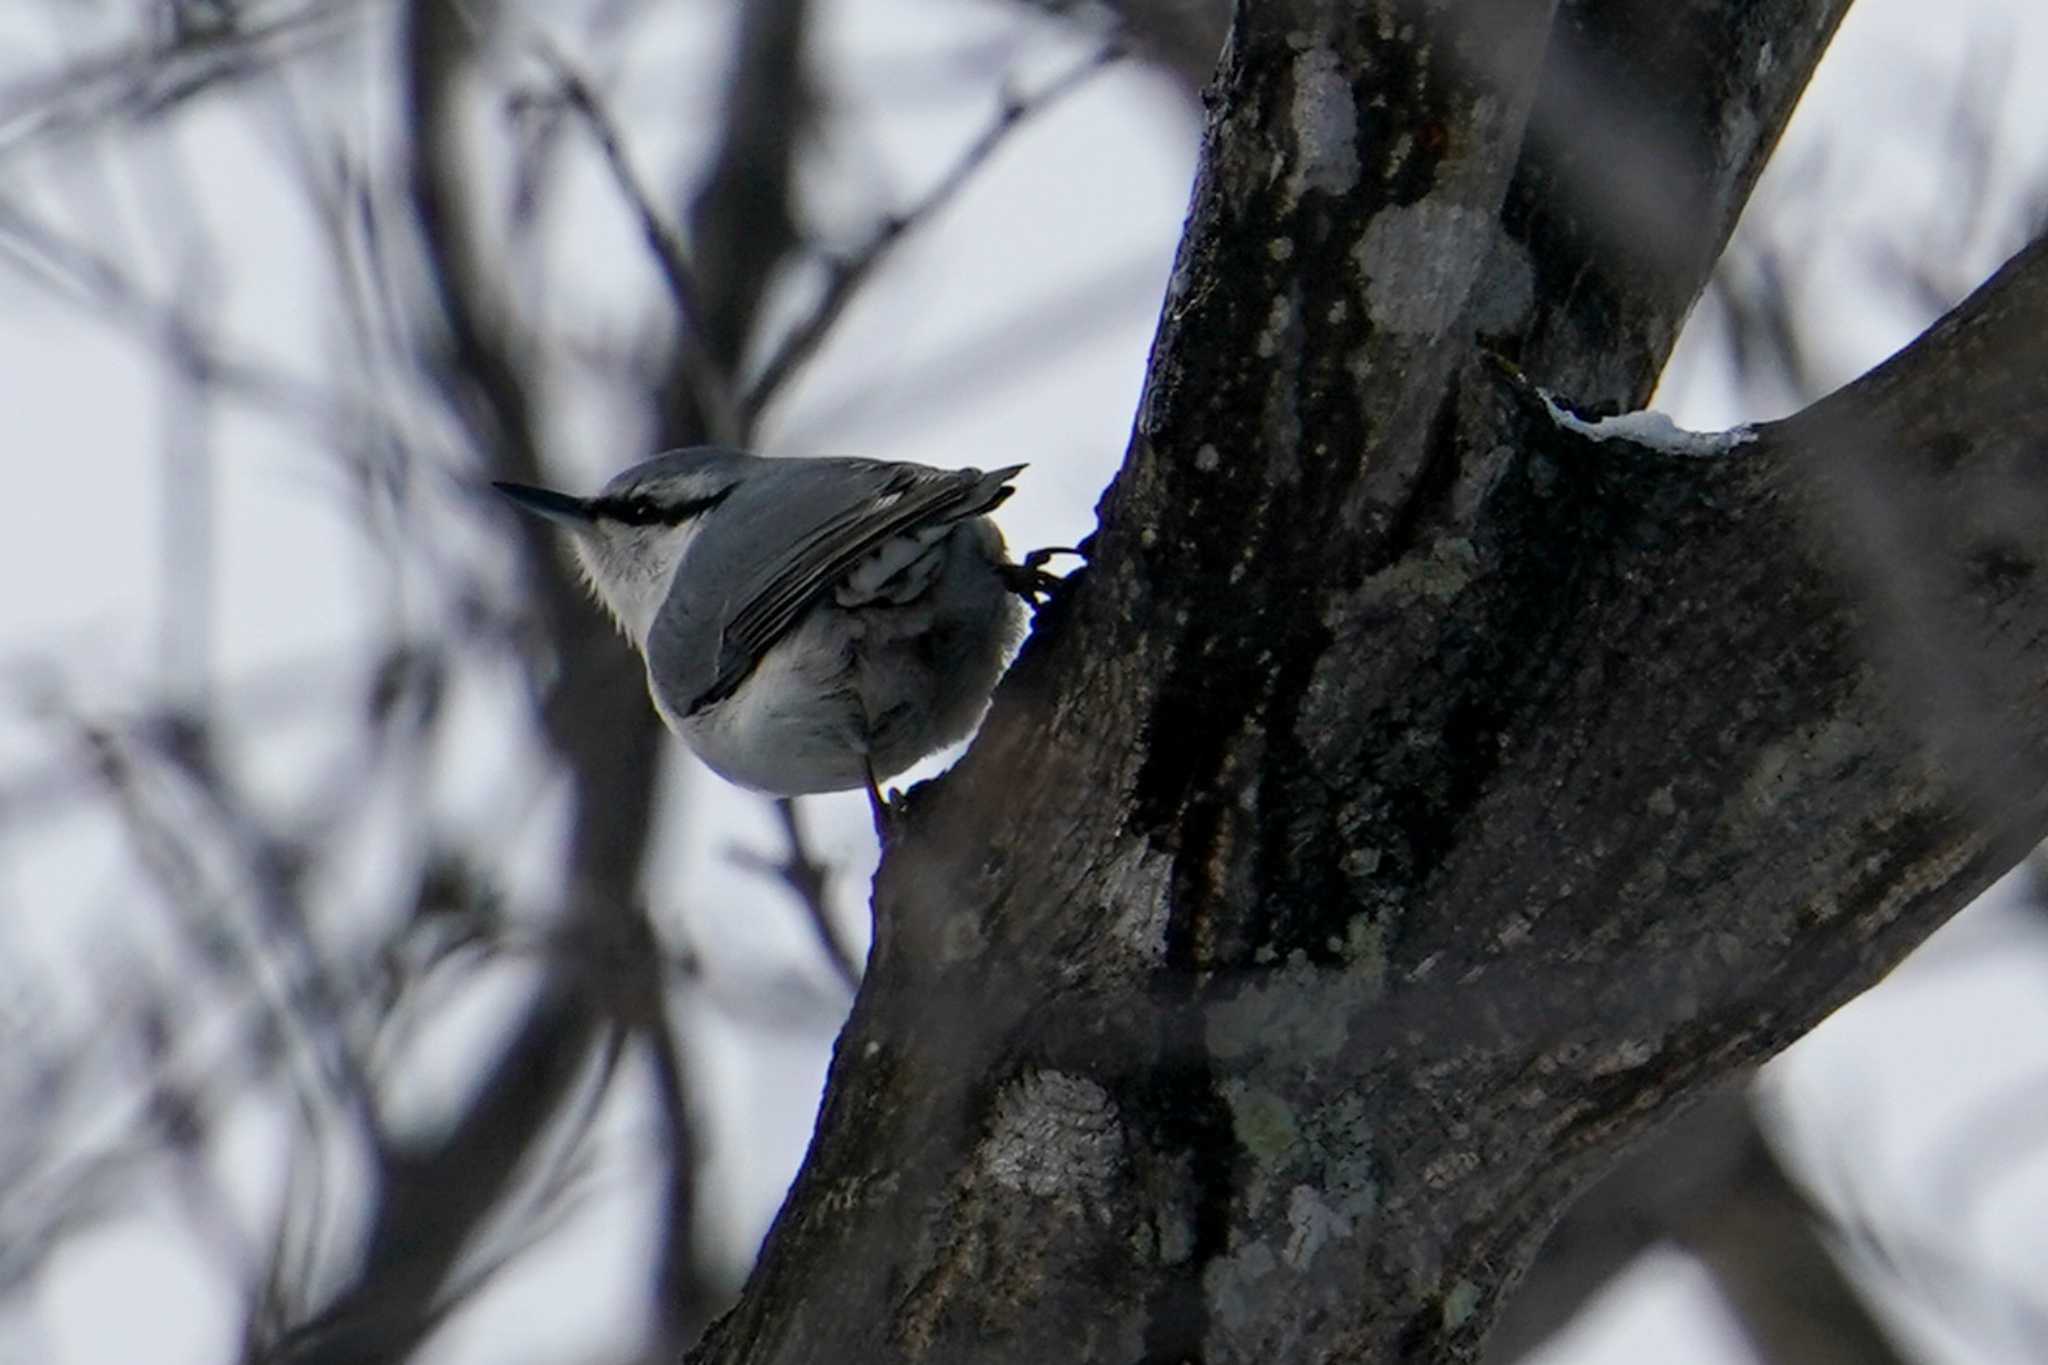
{"left": 691, "top": 0, "right": 2048, "bottom": 1359}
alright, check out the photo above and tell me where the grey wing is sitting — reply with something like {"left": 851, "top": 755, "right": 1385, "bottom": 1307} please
{"left": 701, "top": 461, "right": 1022, "bottom": 708}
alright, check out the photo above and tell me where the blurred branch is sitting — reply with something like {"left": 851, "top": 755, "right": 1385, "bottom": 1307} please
{"left": 637, "top": 938, "right": 728, "bottom": 1351}
{"left": 0, "top": 199, "right": 413, "bottom": 458}
{"left": 522, "top": 38, "right": 735, "bottom": 442}
{"left": 0, "top": 969, "right": 273, "bottom": 1299}
{"left": 266, "top": 986, "right": 605, "bottom": 1365}
{"left": 0, "top": 1, "right": 366, "bottom": 157}
{"left": 1484, "top": 0, "right": 1853, "bottom": 408}
{"left": 61, "top": 707, "right": 373, "bottom": 1125}
{"left": 405, "top": 0, "right": 542, "bottom": 485}
{"left": 143, "top": 713, "right": 381, "bottom": 1119}
{"left": 739, "top": 44, "right": 1121, "bottom": 430}
{"left": 1829, "top": 1214, "right": 2048, "bottom": 1364}
{"left": 1490, "top": 1088, "right": 1908, "bottom": 1365}
{"left": 730, "top": 800, "right": 862, "bottom": 991}
{"left": 781, "top": 243, "right": 1166, "bottom": 446}
{"left": 1678, "top": 1102, "right": 1914, "bottom": 1365}
{"left": 264, "top": 1, "right": 661, "bottom": 1358}
{"left": 998, "top": 0, "right": 1223, "bottom": 97}
{"left": 1702, "top": 35, "right": 2048, "bottom": 419}
{"left": 661, "top": 0, "right": 813, "bottom": 446}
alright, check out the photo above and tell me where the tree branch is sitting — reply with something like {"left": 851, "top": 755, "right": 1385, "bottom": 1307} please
{"left": 269, "top": 2, "right": 670, "bottom": 1358}
{"left": 1490, "top": 1087, "right": 1913, "bottom": 1365}
{"left": 657, "top": 0, "right": 812, "bottom": 446}
{"left": 738, "top": 45, "right": 1121, "bottom": 431}
{"left": 729, "top": 800, "right": 862, "bottom": 990}
{"left": 1485, "top": 0, "right": 1854, "bottom": 408}
{"left": 524, "top": 38, "right": 735, "bottom": 442}
{"left": 688, "top": 0, "right": 2048, "bottom": 1344}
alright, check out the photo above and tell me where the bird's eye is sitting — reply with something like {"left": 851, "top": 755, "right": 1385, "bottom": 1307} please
{"left": 612, "top": 497, "right": 659, "bottom": 524}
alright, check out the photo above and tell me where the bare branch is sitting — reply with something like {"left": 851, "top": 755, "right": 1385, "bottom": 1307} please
{"left": 739, "top": 44, "right": 1122, "bottom": 430}
{"left": 1482, "top": 0, "right": 1853, "bottom": 408}
{"left": 0, "top": 1, "right": 367, "bottom": 157}
{"left": 520, "top": 36, "right": 736, "bottom": 442}
{"left": 996, "top": 0, "right": 1223, "bottom": 97}
{"left": 261, "top": 3, "right": 667, "bottom": 1358}
{"left": 1675, "top": 1099, "right": 1914, "bottom": 1365}
{"left": 0, "top": 199, "right": 413, "bottom": 457}
{"left": 654, "top": 0, "right": 814, "bottom": 447}
{"left": 730, "top": 799, "right": 862, "bottom": 991}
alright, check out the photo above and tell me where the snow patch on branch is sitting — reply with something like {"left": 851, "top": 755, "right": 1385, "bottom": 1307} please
{"left": 1542, "top": 391, "right": 1756, "bottom": 458}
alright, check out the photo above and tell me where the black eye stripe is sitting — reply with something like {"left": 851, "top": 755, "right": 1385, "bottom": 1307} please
{"left": 590, "top": 486, "right": 734, "bottom": 526}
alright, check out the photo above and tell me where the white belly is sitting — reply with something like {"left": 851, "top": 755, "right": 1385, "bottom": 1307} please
{"left": 668, "top": 623, "right": 873, "bottom": 793}
{"left": 650, "top": 519, "right": 1025, "bottom": 796}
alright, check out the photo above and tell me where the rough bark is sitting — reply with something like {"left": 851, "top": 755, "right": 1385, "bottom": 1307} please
{"left": 690, "top": 1, "right": 2048, "bottom": 1361}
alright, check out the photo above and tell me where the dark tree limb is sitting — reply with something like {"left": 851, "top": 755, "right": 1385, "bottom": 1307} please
{"left": 994, "top": 0, "right": 1226, "bottom": 98}
{"left": 1678, "top": 1105, "right": 1914, "bottom": 1365}
{"left": 918, "top": 232, "right": 2048, "bottom": 1363}
{"left": 1490, "top": 1086, "right": 1913, "bottom": 1365}
{"left": 684, "top": 0, "right": 2048, "bottom": 1351}
{"left": 662, "top": 0, "right": 811, "bottom": 445}
{"left": 1487, "top": 0, "right": 1854, "bottom": 408}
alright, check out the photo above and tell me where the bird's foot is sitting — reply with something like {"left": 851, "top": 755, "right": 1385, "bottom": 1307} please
{"left": 865, "top": 760, "right": 897, "bottom": 842}
{"left": 1002, "top": 545, "right": 1085, "bottom": 606}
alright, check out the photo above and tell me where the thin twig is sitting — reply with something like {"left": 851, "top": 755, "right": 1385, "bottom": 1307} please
{"left": 638, "top": 978, "right": 726, "bottom": 1349}
{"left": 0, "top": 200, "right": 408, "bottom": 455}
{"left": 729, "top": 799, "right": 862, "bottom": 989}
{"left": 738, "top": 44, "right": 1123, "bottom": 429}
{"left": 0, "top": 0, "right": 366, "bottom": 158}
{"left": 524, "top": 36, "right": 737, "bottom": 442}
{"left": 777, "top": 798, "right": 863, "bottom": 986}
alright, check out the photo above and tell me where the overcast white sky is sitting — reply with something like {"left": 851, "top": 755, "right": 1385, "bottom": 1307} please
{"left": 2, "top": 1, "right": 2046, "bottom": 1362}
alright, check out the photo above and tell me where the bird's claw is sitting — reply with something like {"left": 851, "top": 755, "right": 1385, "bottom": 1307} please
{"left": 865, "top": 760, "right": 897, "bottom": 842}
{"left": 1003, "top": 545, "right": 1085, "bottom": 607}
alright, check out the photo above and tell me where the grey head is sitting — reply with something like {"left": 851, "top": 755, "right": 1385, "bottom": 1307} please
{"left": 494, "top": 447, "right": 761, "bottom": 647}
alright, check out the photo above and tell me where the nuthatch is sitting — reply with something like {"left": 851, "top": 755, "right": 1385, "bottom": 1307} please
{"left": 496, "top": 447, "right": 1059, "bottom": 822}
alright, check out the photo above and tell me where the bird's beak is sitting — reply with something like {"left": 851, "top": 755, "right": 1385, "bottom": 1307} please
{"left": 492, "top": 481, "right": 593, "bottom": 530}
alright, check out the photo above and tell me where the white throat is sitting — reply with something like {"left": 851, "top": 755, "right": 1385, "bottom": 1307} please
{"left": 574, "top": 520, "right": 704, "bottom": 648}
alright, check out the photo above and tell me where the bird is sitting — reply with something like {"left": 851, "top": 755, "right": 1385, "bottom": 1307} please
{"left": 494, "top": 446, "right": 1062, "bottom": 824}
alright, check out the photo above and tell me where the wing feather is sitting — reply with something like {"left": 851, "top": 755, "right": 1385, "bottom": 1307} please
{"left": 695, "top": 462, "right": 1022, "bottom": 708}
